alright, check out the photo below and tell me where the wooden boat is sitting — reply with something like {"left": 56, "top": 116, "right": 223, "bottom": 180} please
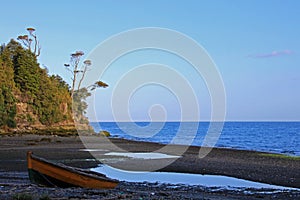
{"left": 27, "top": 151, "right": 118, "bottom": 189}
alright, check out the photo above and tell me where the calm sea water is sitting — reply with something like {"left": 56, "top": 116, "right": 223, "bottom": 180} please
{"left": 90, "top": 122, "right": 300, "bottom": 156}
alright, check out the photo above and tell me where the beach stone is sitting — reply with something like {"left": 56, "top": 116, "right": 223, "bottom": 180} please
{"left": 99, "top": 130, "right": 111, "bottom": 137}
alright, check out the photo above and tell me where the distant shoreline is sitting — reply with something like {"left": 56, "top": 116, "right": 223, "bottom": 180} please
{"left": 91, "top": 121, "right": 300, "bottom": 156}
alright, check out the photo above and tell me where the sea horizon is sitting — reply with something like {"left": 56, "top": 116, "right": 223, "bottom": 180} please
{"left": 90, "top": 121, "right": 300, "bottom": 156}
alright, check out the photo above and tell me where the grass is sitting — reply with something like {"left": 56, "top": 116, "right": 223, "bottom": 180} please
{"left": 39, "top": 194, "right": 51, "bottom": 200}
{"left": 39, "top": 137, "right": 52, "bottom": 142}
{"left": 12, "top": 193, "right": 33, "bottom": 200}
{"left": 259, "top": 153, "right": 300, "bottom": 160}
{"left": 12, "top": 193, "right": 51, "bottom": 200}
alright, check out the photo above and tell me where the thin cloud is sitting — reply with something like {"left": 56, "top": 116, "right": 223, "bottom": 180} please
{"left": 248, "top": 50, "right": 294, "bottom": 58}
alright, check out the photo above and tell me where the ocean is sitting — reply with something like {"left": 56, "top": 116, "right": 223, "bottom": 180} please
{"left": 90, "top": 122, "right": 300, "bottom": 156}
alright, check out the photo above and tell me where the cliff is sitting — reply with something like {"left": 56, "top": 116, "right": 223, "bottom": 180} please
{"left": 0, "top": 40, "right": 76, "bottom": 134}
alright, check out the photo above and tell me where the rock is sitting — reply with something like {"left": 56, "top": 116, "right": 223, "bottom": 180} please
{"left": 99, "top": 131, "right": 111, "bottom": 137}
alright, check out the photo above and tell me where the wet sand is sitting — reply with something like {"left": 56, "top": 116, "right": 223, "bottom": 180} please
{"left": 0, "top": 134, "right": 299, "bottom": 199}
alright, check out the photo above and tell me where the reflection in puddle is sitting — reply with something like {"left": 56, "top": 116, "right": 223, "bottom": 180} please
{"left": 92, "top": 164, "right": 299, "bottom": 191}
{"left": 104, "top": 152, "right": 181, "bottom": 159}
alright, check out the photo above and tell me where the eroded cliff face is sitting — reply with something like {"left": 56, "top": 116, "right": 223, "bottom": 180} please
{"left": 2, "top": 90, "right": 94, "bottom": 134}
{"left": 14, "top": 101, "right": 75, "bottom": 131}
{"left": 15, "top": 101, "right": 42, "bottom": 129}
{"left": 10, "top": 99, "right": 94, "bottom": 135}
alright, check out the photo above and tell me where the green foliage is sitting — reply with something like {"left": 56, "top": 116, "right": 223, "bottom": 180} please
{"left": 26, "top": 113, "right": 35, "bottom": 123}
{"left": 33, "top": 71, "right": 68, "bottom": 125}
{"left": 0, "top": 51, "right": 17, "bottom": 128}
{"left": 73, "top": 88, "right": 91, "bottom": 123}
{"left": 1, "top": 34, "right": 103, "bottom": 130}
{"left": 0, "top": 39, "right": 73, "bottom": 129}
{"left": 13, "top": 48, "right": 40, "bottom": 96}
{"left": 50, "top": 74, "right": 70, "bottom": 91}
{"left": 0, "top": 86, "right": 17, "bottom": 128}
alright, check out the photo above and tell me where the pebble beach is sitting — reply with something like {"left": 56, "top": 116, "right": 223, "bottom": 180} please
{"left": 0, "top": 134, "right": 299, "bottom": 199}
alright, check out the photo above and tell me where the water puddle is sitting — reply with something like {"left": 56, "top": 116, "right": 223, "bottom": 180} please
{"left": 92, "top": 164, "right": 299, "bottom": 191}
{"left": 104, "top": 152, "right": 181, "bottom": 159}
{"left": 79, "top": 149, "right": 109, "bottom": 152}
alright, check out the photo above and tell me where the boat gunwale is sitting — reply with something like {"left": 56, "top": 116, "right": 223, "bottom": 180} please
{"left": 27, "top": 151, "right": 119, "bottom": 185}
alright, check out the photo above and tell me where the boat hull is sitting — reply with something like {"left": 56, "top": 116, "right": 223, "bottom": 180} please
{"left": 27, "top": 151, "right": 118, "bottom": 189}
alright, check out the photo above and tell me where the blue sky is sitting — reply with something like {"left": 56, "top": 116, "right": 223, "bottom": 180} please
{"left": 1, "top": 0, "right": 300, "bottom": 121}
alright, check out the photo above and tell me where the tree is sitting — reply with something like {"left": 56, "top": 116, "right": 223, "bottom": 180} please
{"left": 87, "top": 80, "right": 109, "bottom": 91}
{"left": 64, "top": 51, "right": 108, "bottom": 98}
{"left": 0, "top": 50, "right": 17, "bottom": 128}
{"left": 0, "top": 86, "right": 16, "bottom": 128}
{"left": 0, "top": 29, "right": 79, "bottom": 130}
{"left": 64, "top": 51, "right": 85, "bottom": 98}
{"left": 64, "top": 51, "right": 108, "bottom": 121}
{"left": 17, "top": 27, "right": 41, "bottom": 57}
{"left": 1, "top": 39, "right": 74, "bottom": 127}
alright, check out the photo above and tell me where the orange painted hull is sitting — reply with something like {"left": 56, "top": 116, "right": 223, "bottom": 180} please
{"left": 27, "top": 151, "right": 118, "bottom": 189}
